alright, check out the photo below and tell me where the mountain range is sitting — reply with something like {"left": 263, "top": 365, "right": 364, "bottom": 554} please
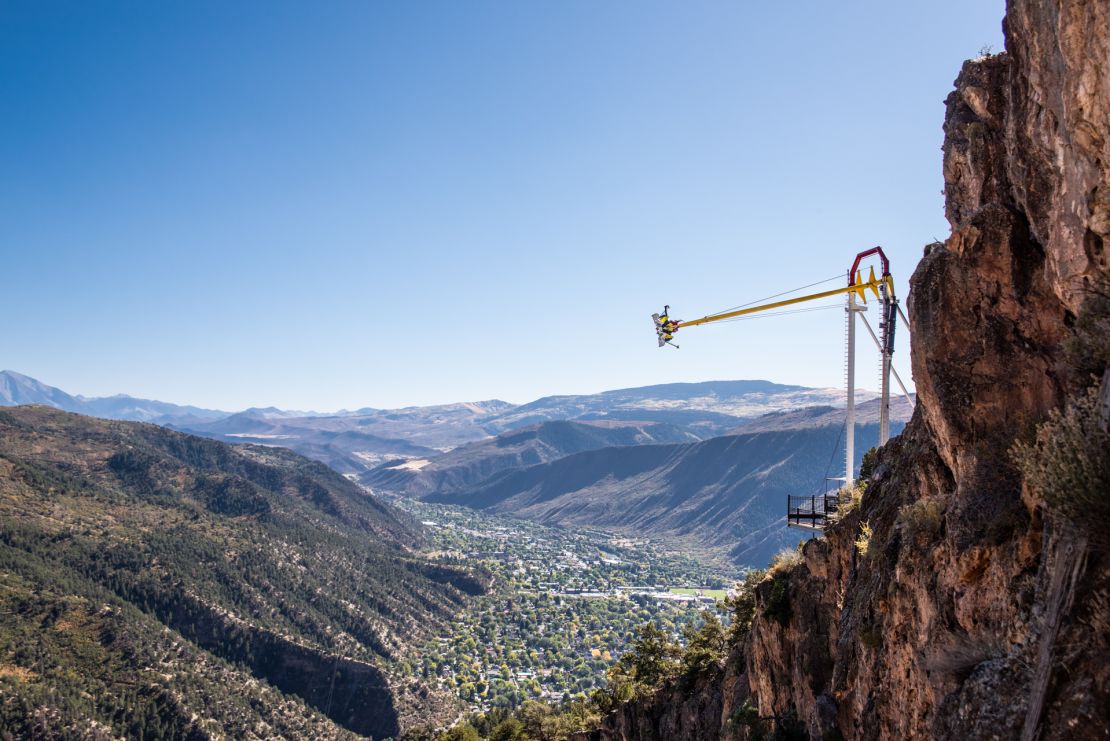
{"left": 366, "top": 397, "right": 912, "bottom": 566}
{"left": 364, "top": 418, "right": 702, "bottom": 498}
{"left": 0, "top": 371, "right": 914, "bottom": 736}
{"left": 0, "top": 370, "right": 875, "bottom": 476}
{"left": 0, "top": 371, "right": 910, "bottom": 567}
{"left": 0, "top": 370, "right": 228, "bottom": 425}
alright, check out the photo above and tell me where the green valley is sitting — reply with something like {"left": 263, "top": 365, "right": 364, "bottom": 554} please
{"left": 386, "top": 497, "right": 744, "bottom": 720}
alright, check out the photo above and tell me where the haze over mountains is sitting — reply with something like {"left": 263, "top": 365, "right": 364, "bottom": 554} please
{"left": 0, "top": 370, "right": 228, "bottom": 425}
{"left": 0, "top": 370, "right": 874, "bottom": 474}
{"left": 1, "top": 370, "right": 909, "bottom": 566}
{"left": 364, "top": 419, "right": 703, "bottom": 498}
{"left": 367, "top": 397, "right": 911, "bottom": 566}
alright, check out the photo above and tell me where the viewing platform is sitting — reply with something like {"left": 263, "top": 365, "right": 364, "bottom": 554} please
{"left": 787, "top": 493, "right": 839, "bottom": 531}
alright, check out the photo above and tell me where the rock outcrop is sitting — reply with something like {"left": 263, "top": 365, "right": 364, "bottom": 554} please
{"left": 587, "top": 0, "right": 1109, "bottom": 738}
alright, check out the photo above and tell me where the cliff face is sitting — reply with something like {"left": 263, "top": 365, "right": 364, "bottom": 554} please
{"left": 747, "top": 0, "right": 1110, "bottom": 736}
{"left": 589, "top": 1, "right": 1109, "bottom": 738}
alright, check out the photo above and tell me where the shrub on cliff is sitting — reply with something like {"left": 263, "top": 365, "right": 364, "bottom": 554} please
{"left": 897, "top": 499, "right": 945, "bottom": 542}
{"left": 855, "top": 521, "right": 874, "bottom": 557}
{"left": 859, "top": 446, "right": 879, "bottom": 480}
{"left": 727, "top": 703, "right": 808, "bottom": 741}
{"left": 762, "top": 575, "right": 792, "bottom": 627}
{"left": 514, "top": 699, "right": 598, "bottom": 741}
{"left": 728, "top": 702, "right": 767, "bottom": 738}
{"left": 837, "top": 481, "right": 866, "bottom": 517}
{"left": 460, "top": 697, "right": 599, "bottom": 741}
{"left": 487, "top": 718, "right": 526, "bottom": 741}
{"left": 769, "top": 546, "right": 803, "bottom": 575}
{"left": 1013, "top": 385, "right": 1110, "bottom": 548}
{"left": 1063, "top": 271, "right": 1110, "bottom": 389}
{"left": 678, "top": 612, "right": 728, "bottom": 687}
{"left": 725, "top": 569, "right": 765, "bottom": 644}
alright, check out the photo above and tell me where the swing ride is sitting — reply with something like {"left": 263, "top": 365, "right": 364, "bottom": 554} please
{"left": 652, "top": 247, "right": 915, "bottom": 530}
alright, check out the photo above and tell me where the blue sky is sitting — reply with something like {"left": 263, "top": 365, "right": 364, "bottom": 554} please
{"left": 2, "top": 1, "right": 1005, "bottom": 411}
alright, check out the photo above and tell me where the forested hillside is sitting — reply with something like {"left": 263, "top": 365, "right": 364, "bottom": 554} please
{"left": 0, "top": 406, "right": 487, "bottom": 738}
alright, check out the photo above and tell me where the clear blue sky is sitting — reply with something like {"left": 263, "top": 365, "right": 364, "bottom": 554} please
{"left": 2, "top": 1, "right": 1004, "bottom": 411}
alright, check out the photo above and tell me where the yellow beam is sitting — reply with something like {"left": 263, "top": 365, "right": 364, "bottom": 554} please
{"left": 678, "top": 275, "right": 888, "bottom": 329}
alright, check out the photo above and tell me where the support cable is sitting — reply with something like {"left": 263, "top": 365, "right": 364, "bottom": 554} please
{"left": 704, "top": 274, "right": 842, "bottom": 319}
{"left": 704, "top": 302, "right": 843, "bottom": 325}
{"left": 822, "top": 420, "right": 846, "bottom": 491}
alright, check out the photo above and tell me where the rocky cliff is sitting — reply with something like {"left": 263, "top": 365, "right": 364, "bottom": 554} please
{"left": 585, "top": 1, "right": 1109, "bottom": 738}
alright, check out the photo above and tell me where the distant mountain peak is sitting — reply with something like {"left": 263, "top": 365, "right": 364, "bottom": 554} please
{"left": 0, "top": 369, "right": 76, "bottom": 408}
{"left": 0, "top": 370, "right": 228, "bottom": 423}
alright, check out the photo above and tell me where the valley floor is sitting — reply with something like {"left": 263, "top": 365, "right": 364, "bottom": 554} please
{"left": 385, "top": 497, "right": 744, "bottom": 719}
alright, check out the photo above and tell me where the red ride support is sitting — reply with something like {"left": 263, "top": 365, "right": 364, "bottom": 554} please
{"left": 847, "top": 246, "right": 890, "bottom": 285}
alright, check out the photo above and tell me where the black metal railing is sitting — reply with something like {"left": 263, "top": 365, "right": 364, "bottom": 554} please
{"left": 786, "top": 493, "right": 838, "bottom": 529}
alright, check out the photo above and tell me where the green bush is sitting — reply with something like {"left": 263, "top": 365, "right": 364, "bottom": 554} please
{"left": 729, "top": 701, "right": 767, "bottom": 739}
{"left": 725, "top": 570, "right": 765, "bottom": 644}
{"left": 489, "top": 717, "right": 526, "bottom": 741}
{"left": 439, "top": 723, "right": 481, "bottom": 741}
{"left": 859, "top": 446, "right": 879, "bottom": 480}
{"left": 897, "top": 499, "right": 944, "bottom": 540}
{"left": 726, "top": 704, "right": 808, "bottom": 741}
{"left": 762, "top": 576, "right": 791, "bottom": 627}
{"left": 1013, "top": 385, "right": 1110, "bottom": 548}
{"left": 768, "top": 546, "right": 804, "bottom": 575}
{"left": 613, "top": 622, "right": 681, "bottom": 688}
{"left": 679, "top": 613, "right": 728, "bottom": 685}
{"left": 1063, "top": 271, "right": 1110, "bottom": 388}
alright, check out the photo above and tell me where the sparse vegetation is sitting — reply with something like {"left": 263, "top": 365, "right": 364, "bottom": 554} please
{"left": 897, "top": 499, "right": 945, "bottom": 541}
{"left": 1013, "top": 385, "right": 1110, "bottom": 548}
{"left": 724, "top": 569, "right": 765, "bottom": 644}
{"left": 1013, "top": 271, "right": 1110, "bottom": 544}
{"left": 762, "top": 576, "right": 792, "bottom": 627}
{"left": 837, "top": 481, "right": 866, "bottom": 517}
{"left": 729, "top": 701, "right": 767, "bottom": 739}
{"left": 0, "top": 407, "right": 482, "bottom": 738}
{"left": 859, "top": 446, "right": 879, "bottom": 480}
{"left": 855, "top": 521, "right": 874, "bottom": 557}
{"left": 768, "top": 546, "right": 804, "bottom": 575}
{"left": 1062, "top": 270, "right": 1110, "bottom": 389}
